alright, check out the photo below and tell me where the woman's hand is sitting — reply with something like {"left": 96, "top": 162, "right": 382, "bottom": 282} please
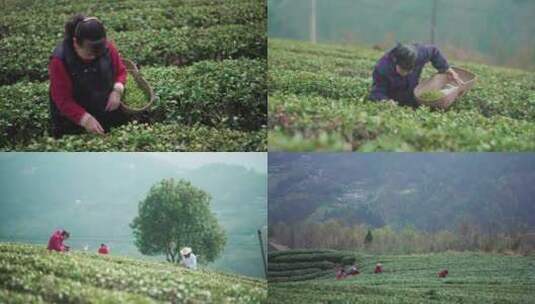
{"left": 446, "top": 68, "right": 463, "bottom": 86}
{"left": 105, "top": 90, "right": 122, "bottom": 112}
{"left": 80, "top": 113, "right": 104, "bottom": 135}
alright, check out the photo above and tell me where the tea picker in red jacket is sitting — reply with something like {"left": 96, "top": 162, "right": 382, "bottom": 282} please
{"left": 47, "top": 229, "right": 70, "bottom": 252}
{"left": 49, "top": 14, "right": 129, "bottom": 138}
{"left": 98, "top": 243, "right": 109, "bottom": 255}
{"left": 438, "top": 269, "right": 449, "bottom": 278}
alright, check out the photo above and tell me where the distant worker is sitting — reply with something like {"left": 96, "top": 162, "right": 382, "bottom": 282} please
{"left": 347, "top": 264, "right": 360, "bottom": 276}
{"left": 98, "top": 243, "right": 109, "bottom": 255}
{"left": 369, "top": 42, "right": 462, "bottom": 108}
{"left": 47, "top": 229, "right": 70, "bottom": 252}
{"left": 374, "top": 263, "right": 383, "bottom": 274}
{"left": 335, "top": 265, "right": 346, "bottom": 280}
{"left": 180, "top": 247, "right": 197, "bottom": 270}
{"left": 438, "top": 269, "right": 449, "bottom": 278}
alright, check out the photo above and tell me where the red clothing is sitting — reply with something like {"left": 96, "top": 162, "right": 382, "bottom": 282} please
{"left": 49, "top": 41, "right": 127, "bottom": 124}
{"left": 47, "top": 230, "right": 67, "bottom": 252}
{"left": 374, "top": 266, "right": 383, "bottom": 273}
{"left": 98, "top": 246, "right": 109, "bottom": 254}
{"left": 347, "top": 268, "right": 360, "bottom": 276}
{"left": 438, "top": 270, "right": 448, "bottom": 278}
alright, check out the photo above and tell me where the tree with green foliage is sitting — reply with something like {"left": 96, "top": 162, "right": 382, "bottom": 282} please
{"left": 130, "top": 178, "right": 226, "bottom": 264}
{"left": 365, "top": 229, "right": 373, "bottom": 246}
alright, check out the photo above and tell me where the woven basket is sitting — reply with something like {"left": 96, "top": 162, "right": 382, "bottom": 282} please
{"left": 120, "top": 59, "right": 155, "bottom": 115}
{"left": 414, "top": 67, "right": 476, "bottom": 110}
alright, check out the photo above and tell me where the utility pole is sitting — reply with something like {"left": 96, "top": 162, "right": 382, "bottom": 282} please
{"left": 430, "top": 0, "right": 437, "bottom": 44}
{"left": 310, "top": 0, "right": 317, "bottom": 43}
{"left": 257, "top": 229, "right": 267, "bottom": 278}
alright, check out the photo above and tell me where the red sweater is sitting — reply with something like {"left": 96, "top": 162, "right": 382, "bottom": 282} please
{"left": 98, "top": 246, "right": 109, "bottom": 254}
{"left": 49, "top": 41, "right": 127, "bottom": 124}
{"left": 47, "top": 230, "right": 66, "bottom": 252}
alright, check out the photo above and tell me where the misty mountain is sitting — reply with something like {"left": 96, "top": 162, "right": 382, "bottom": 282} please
{"left": 268, "top": 153, "right": 535, "bottom": 233}
{"left": 0, "top": 153, "right": 266, "bottom": 278}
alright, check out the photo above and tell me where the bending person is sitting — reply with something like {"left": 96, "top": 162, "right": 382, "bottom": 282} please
{"left": 47, "top": 229, "right": 70, "bottom": 252}
{"left": 180, "top": 247, "right": 197, "bottom": 270}
{"left": 49, "top": 14, "right": 129, "bottom": 137}
{"left": 369, "top": 43, "right": 462, "bottom": 108}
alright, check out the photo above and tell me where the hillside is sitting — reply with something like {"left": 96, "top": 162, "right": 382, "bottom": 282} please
{"left": 268, "top": 38, "right": 535, "bottom": 151}
{"left": 268, "top": 249, "right": 535, "bottom": 304}
{"left": 0, "top": 243, "right": 266, "bottom": 304}
{"left": 0, "top": 156, "right": 267, "bottom": 278}
{"left": 268, "top": 153, "right": 535, "bottom": 232}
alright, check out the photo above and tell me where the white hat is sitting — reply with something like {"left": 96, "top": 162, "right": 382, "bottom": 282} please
{"left": 181, "top": 247, "right": 192, "bottom": 255}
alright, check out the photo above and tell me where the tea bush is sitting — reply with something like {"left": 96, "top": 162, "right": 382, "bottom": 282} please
{"left": 0, "top": 58, "right": 266, "bottom": 150}
{"left": 0, "top": 24, "right": 266, "bottom": 85}
{"left": 268, "top": 249, "right": 358, "bottom": 283}
{"left": 144, "top": 59, "right": 267, "bottom": 130}
{"left": 268, "top": 39, "right": 535, "bottom": 151}
{"left": 0, "top": 1, "right": 264, "bottom": 37}
{"left": 0, "top": 243, "right": 267, "bottom": 303}
{"left": 268, "top": 250, "right": 535, "bottom": 303}
{"left": 269, "top": 93, "right": 535, "bottom": 151}
{"left": 15, "top": 122, "right": 266, "bottom": 152}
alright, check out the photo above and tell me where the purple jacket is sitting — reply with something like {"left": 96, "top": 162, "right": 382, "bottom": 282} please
{"left": 369, "top": 44, "right": 450, "bottom": 107}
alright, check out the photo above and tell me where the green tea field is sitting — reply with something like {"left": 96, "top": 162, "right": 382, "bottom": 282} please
{"left": 0, "top": 0, "right": 267, "bottom": 151}
{"left": 0, "top": 243, "right": 267, "bottom": 303}
{"left": 268, "top": 39, "right": 535, "bottom": 151}
{"left": 268, "top": 249, "right": 535, "bottom": 304}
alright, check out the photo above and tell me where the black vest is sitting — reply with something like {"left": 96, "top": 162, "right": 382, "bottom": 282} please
{"left": 49, "top": 39, "right": 115, "bottom": 121}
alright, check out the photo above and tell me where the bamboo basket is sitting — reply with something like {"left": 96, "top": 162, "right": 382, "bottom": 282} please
{"left": 414, "top": 67, "right": 476, "bottom": 110}
{"left": 120, "top": 59, "right": 155, "bottom": 115}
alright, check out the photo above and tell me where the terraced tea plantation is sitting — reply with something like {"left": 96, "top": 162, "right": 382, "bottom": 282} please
{"left": 0, "top": 0, "right": 267, "bottom": 151}
{"left": 268, "top": 249, "right": 358, "bottom": 283}
{"left": 269, "top": 39, "right": 535, "bottom": 151}
{"left": 0, "top": 243, "right": 267, "bottom": 303}
{"left": 268, "top": 249, "right": 535, "bottom": 304}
